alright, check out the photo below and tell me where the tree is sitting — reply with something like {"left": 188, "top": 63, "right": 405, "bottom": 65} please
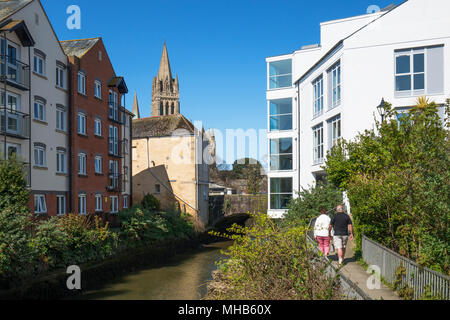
{"left": 0, "top": 157, "right": 30, "bottom": 213}
{"left": 325, "top": 98, "right": 450, "bottom": 274}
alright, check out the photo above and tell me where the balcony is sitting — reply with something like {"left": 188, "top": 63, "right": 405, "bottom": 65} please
{"left": 0, "top": 108, "right": 30, "bottom": 139}
{"left": 107, "top": 172, "right": 122, "bottom": 192}
{"left": 108, "top": 101, "right": 124, "bottom": 124}
{"left": 0, "top": 56, "right": 30, "bottom": 91}
{"left": 108, "top": 137, "right": 124, "bottom": 158}
{"left": 0, "top": 160, "right": 30, "bottom": 187}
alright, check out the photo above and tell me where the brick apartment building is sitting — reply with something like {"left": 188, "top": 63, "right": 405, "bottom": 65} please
{"left": 60, "top": 38, "right": 133, "bottom": 219}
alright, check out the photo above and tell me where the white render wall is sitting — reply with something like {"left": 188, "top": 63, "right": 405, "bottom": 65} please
{"left": 12, "top": 0, "right": 69, "bottom": 193}
{"left": 266, "top": 0, "right": 450, "bottom": 218}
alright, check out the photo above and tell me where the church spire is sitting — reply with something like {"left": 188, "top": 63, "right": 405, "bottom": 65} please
{"left": 132, "top": 91, "right": 140, "bottom": 119}
{"left": 157, "top": 42, "right": 173, "bottom": 81}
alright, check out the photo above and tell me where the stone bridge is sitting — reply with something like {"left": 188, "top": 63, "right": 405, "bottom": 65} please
{"left": 208, "top": 194, "right": 267, "bottom": 231}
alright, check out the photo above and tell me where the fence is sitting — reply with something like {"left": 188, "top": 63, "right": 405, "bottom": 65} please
{"left": 362, "top": 235, "right": 450, "bottom": 300}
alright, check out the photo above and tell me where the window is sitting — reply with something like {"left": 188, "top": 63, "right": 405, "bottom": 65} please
{"left": 33, "top": 54, "right": 45, "bottom": 76}
{"left": 34, "top": 195, "right": 47, "bottom": 214}
{"left": 269, "top": 59, "right": 292, "bottom": 89}
{"left": 57, "top": 195, "right": 66, "bottom": 216}
{"left": 95, "top": 156, "right": 102, "bottom": 174}
{"left": 270, "top": 178, "right": 292, "bottom": 210}
{"left": 155, "top": 184, "right": 161, "bottom": 194}
{"left": 34, "top": 99, "right": 45, "bottom": 122}
{"left": 160, "top": 102, "right": 163, "bottom": 115}
{"left": 56, "top": 66, "right": 65, "bottom": 88}
{"left": 78, "top": 152, "right": 86, "bottom": 175}
{"left": 1, "top": 92, "right": 20, "bottom": 135}
{"left": 313, "top": 124, "right": 324, "bottom": 165}
{"left": 109, "top": 160, "right": 119, "bottom": 189}
{"left": 95, "top": 194, "right": 102, "bottom": 212}
{"left": 34, "top": 145, "right": 46, "bottom": 167}
{"left": 56, "top": 107, "right": 66, "bottom": 131}
{"left": 57, "top": 149, "right": 66, "bottom": 173}
{"left": 2, "top": 41, "right": 20, "bottom": 83}
{"left": 270, "top": 138, "right": 293, "bottom": 171}
{"left": 109, "top": 90, "right": 119, "bottom": 121}
{"left": 313, "top": 76, "right": 324, "bottom": 116}
{"left": 94, "top": 80, "right": 102, "bottom": 99}
{"left": 78, "top": 194, "right": 86, "bottom": 215}
{"left": 95, "top": 118, "right": 102, "bottom": 136}
{"left": 269, "top": 99, "right": 292, "bottom": 131}
{"left": 123, "top": 195, "right": 129, "bottom": 209}
{"left": 78, "top": 71, "right": 86, "bottom": 94}
{"left": 328, "top": 115, "right": 341, "bottom": 150}
{"left": 328, "top": 61, "right": 341, "bottom": 109}
{"left": 109, "top": 125, "right": 119, "bottom": 155}
{"left": 395, "top": 46, "right": 444, "bottom": 96}
{"left": 77, "top": 113, "right": 86, "bottom": 135}
{"left": 1, "top": 143, "right": 21, "bottom": 160}
{"left": 111, "top": 196, "right": 119, "bottom": 213}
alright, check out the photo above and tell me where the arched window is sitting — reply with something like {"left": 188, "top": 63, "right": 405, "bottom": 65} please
{"left": 171, "top": 103, "right": 175, "bottom": 114}
{"left": 160, "top": 102, "right": 163, "bottom": 115}
{"left": 165, "top": 103, "right": 169, "bottom": 116}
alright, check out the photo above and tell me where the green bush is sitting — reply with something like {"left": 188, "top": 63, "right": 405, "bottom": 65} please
{"left": 283, "top": 181, "right": 343, "bottom": 228}
{"left": 141, "top": 194, "right": 161, "bottom": 211}
{"left": 325, "top": 98, "right": 450, "bottom": 274}
{"left": 0, "top": 157, "right": 30, "bottom": 213}
{"left": 207, "top": 213, "right": 343, "bottom": 300}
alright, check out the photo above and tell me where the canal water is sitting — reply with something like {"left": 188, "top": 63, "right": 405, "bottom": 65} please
{"left": 75, "top": 241, "right": 232, "bottom": 300}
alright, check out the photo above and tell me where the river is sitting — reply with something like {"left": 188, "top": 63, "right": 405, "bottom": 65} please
{"left": 74, "top": 241, "right": 232, "bottom": 300}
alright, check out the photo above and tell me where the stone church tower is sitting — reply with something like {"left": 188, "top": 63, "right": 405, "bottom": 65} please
{"left": 151, "top": 43, "right": 180, "bottom": 116}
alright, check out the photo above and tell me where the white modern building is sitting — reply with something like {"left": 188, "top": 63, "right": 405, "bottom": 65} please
{"left": 266, "top": 0, "right": 450, "bottom": 218}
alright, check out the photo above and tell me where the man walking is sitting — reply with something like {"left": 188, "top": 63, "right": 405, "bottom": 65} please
{"left": 329, "top": 205, "right": 354, "bottom": 266}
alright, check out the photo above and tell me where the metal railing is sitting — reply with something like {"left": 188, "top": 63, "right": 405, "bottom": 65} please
{"left": 0, "top": 108, "right": 30, "bottom": 139}
{"left": 108, "top": 101, "right": 124, "bottom": 124}
{"left": 362, "top": 235, "right": 450, "bottom": 300}
{"left": 0, "top": 56, "right": 30, "bottom": 90}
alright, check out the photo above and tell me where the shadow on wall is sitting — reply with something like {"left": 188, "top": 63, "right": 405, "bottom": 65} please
{"left": 132, "top": 165, "right": 179, "bottom": 212}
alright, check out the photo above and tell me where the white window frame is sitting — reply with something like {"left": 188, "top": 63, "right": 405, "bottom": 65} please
{"left": 94, "top": 118, "right": 102, "bottom": 136}
{"left": 395, "top": 48, "right": 426, "bottom": 96}
{"left": 33, "top": 54, "right": 45, "bottom": 76}
{"left": 94, "top": 80, "right": 102, "bottom": 99}
{"left": 111, "top": 196, "right": 119, "bottom": 214}
{"left": 269, "top": 138, "right": 293, "bottom": 172}
{"left": 34, "top": 145, "right": 46, "bottom": 167}
{"left": 77, "top": 112, "right": 86, "bottom": 135}
{"left": 56, "top": 66, "right": 65, "bottom": 89}
{"left": 313, "top": 75, "right": 324, "bottom": 117}
{"left": 95, "top": 194, "right": 103, "bottom": 212}
{"left": 109, "top": 90, "right": 119, "bottom": 121}
{"left": 329, "top": 62, "right": 341, "bottom": 109}
{"left": 95, "top": 155, "right": 102, "bottom": 174}
{"left": 33, "top": 99, "right": 45, "bottom": 122}
{"left": 77, "top": 71, "right": 86, "bottom": 94}
{"left": 34, "top": 194, "right": 47, "bottom": 214}
{"left": 57, "top": 195, "right": 66, "bottom": 216}
{"left": 56, "top": 149, "right": 66, "bottom": 174}
{"left": 78, "top": 152, "right": 86, "bottom": 175}
{"left": 329, "top": 115, "right": 342, "bottom": 149}
{"left": 109, "top": 125, "right": 119, "bottom": 155}
{"left": 56, "top": 107, "right": 66, "bottom": 131}
{"left": 123, "top": 195, "right": 128, "bottom": 209}
{"left": 78, "top": 194, "right": 86, "bottom": 215}
{"left": 313, "top": 124, "right": 324, "bottom": 165}
{"left": 269, "top": 177, "right": 293, "bottom": 210}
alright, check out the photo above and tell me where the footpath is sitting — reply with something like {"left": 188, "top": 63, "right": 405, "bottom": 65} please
{"left": 328, "top": 240, "right": 401, "bottom": 300}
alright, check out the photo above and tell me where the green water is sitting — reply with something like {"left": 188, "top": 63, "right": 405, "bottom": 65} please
{"left": 75, "top": 241, "right": 232, "bottom": 300}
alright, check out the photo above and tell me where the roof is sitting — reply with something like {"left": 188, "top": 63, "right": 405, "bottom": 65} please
{"left": 132, "top": 114, "right": 196, "bottom": 139}
{"left": 59, "top": 37, "right": 100, "bottom": 58}
{"left": 108, "top": 76, "right": 128, "bottom": 94}
{"left": 0, "top": 0, "right": 32, "bottom": 22}
{"left": 0, "top": 19, "right": 34, "bottom": 46}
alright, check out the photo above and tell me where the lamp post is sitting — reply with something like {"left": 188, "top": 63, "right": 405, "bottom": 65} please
{"left": 377, "top": 98, "right": 386, "bottom": 122}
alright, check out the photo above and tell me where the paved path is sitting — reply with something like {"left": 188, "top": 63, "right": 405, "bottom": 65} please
{"left": 328, "top": 240, "right": 401, "bottom": 300}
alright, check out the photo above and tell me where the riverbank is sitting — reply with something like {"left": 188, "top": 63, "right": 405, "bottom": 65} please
{"left": 0, "top": 232, "right": 221, "bottom": 300}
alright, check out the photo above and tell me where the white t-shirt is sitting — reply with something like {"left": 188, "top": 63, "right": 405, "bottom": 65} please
{"left": 314, "top": 214, "right": 331, "bottom": 238}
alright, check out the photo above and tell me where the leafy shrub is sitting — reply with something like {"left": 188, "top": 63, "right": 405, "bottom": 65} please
{"left": 283, "top": 181, "right": 343, "bottom": 227}
{"left": 0, "top": 157, "right": 30, "bottom": 213}
{"left": 207, "top": 213, "right": 343, "bottom": 300}
{"left": 141, "top": 194, "right": 161, "bottom": 211}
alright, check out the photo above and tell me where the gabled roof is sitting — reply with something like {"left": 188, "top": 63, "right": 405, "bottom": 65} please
{"left": 132, "top": 114, "right": 195, "bottom": 139}
{"left": 0, "top": 0, "right": 33, "bottom": 22}
{"left": 60, "top": 37, "right": 101, "bottom": 58}
{"left": 0, "top": 19, "right": 34, "bottom": 46}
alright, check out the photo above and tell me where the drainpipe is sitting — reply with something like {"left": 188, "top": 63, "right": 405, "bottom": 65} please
{"left": 297, "top": 83, "right": 301, "bottom": 196}
{"left": 67, "top": 64, "right": 73, "bottom": 213}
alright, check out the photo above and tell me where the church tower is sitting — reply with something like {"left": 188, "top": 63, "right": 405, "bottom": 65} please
{"left": 151, "top": 42, "right": 180, "bottom": 116}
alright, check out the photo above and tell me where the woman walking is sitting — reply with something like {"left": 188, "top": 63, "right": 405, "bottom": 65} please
{"left": 314, "top": 208, "right": 332, "bottom": 256}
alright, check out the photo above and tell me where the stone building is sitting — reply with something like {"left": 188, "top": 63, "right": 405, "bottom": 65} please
{"left": 132, "top": 43, "right": 214, "bottom": 229}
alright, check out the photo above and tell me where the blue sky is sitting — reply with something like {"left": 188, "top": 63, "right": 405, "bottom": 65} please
{"left": 41, "top": 0, "right": 400, "bottom": 165}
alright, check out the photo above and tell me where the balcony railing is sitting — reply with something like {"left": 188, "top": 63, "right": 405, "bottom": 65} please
{"left": 0, "top": 56, "right": 30, "bottom": 90}
{"left": 0, "top": 108, "right": 30, "bottom": 139}
{"left": 108, "top": 137, "right": 124, "bottom": 158}
{"left": 108, "top": 101, "right": 124, "bottom": 124}
{"left": 108, "top": 172, "right": 122, "bottom": 192}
